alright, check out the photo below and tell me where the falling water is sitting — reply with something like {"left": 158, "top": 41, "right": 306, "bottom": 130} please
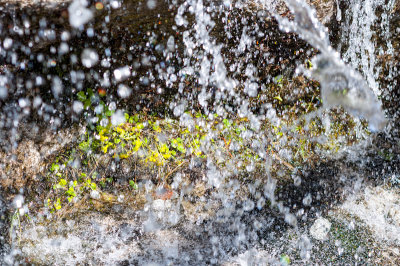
{"left": 275, "top": 0, "right": 387, "bottom": 131}
{"left": 340, "top": 0, "right": 397, "bottom": 95}
{"left": 0, "top": 0, "right": 399, "bottom": 264}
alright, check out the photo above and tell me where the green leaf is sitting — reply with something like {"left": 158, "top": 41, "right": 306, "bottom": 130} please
{"left": 78, "top": 141, "right": 90, "bottom": 152}
{"left": 274, "top": 75, "right": 283, "bottom": 84}
{"left": 84, "top": 99, "right": 91, "bottom": 109}
{"left": 274, "top": 95, "right": 283, "bottom": 102}
{"left": 133, "top": 114, "right": 140, "bottom": 123}
{"left": 87, "top": 88, "right": 94, "bottom": 97}
{"left": 77, "top": 91, "right": 86, "bottom": 101}
{"left": 223, "top": 119, "right": 230, "bottom": 127}
{"left": 50, "top": 163, "right": 59, "bottom": 172}
{"left": 129, "top": 180, "right": 138, "bottom": 190}
{"left": 66, "top": 187, "right": 76, "bottom": 197}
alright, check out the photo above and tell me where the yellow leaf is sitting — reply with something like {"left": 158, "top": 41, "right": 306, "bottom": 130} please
{"left": 120, "top": 153, "right": 129, "bottom": 159}
{"left": 163, "top": 153, "right": 171, "bottom": 159}
{"left": 133, "top": 139, "right": 142, "bottom": 151}
{"left": 100, "top": 135, "right": 109, "bottom": 142}
{"left": 101, "top": 146, "right": 108, "bottom": 153}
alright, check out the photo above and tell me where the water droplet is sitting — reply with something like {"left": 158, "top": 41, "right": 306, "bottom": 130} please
{"left": 302, "top": 193, "right": 312, "bottom": 206}
{"left": 72, "top": 101, "right": 84, "bottom": 114}
{"left": 257, "top": 197, "right": 265, "bottom": 210}
{"left": 68, "top": 0, "right": 94, "bottom": 28}
{"left": 117, "top": 194, "right": 125, "bottom": 203}
{"left": 18, "top": 98, "right": 30, "bottom": 108}
{"left": 3, "top": 38, "right": 13, "bottom": 49}
{"left": 108, "top": 102, "right": 116, "bottom": 111}
{"left": 52, "top": 76, "right": 63, "bottom": 98}
{"left": 147, "top": 0, "right": 157, "bottom": 10}
{"left": 113, "top": 66, "right": 131, "bottom": 82}
{"left": 90, "top": 190, "right": 100, "bottom": 200}
{"left": 243, "top": 200, "right": 255, "bottom": 211}
{"left": 81, "top": 49, "right": 99, "bottom": 68}
{"left": 59, "top": 43, "right": 69, "bottom": 55}
{"left": 111, "top": 109, "right": 126, "bottom": 126}
{"left": 13, "top": 195, "right": 24, "bottom": 209}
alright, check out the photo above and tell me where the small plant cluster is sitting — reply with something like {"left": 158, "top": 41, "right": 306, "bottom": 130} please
{"left": 92, "top": 112, "right": 204, "bottom": 165}
{"left": 45, "top": 156, "right": 102, "bottom": 212}
{"left": 44, "top": 111, "right": 362, "bottom": 214}
{"left": 76, "top": 88, "right": 116, "bottom": 126}
{"left": 43, "top": 78, "right": 367, "bottom": 214}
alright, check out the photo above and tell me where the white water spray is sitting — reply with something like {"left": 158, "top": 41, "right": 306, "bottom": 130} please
{"left": 276, "top": 0, "right": 387, "bottom": 132}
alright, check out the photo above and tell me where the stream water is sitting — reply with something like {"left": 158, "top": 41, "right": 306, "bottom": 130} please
{"left": 0, "top": 0, "right": 399, "bottom": 264}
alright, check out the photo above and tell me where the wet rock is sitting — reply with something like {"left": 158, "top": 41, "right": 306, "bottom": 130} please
{"left": 181, "top": 200, "right": 216, "bottom": 224}
{"left": 341, "top": 186, "right": 400, "bottom": 244}
{"left": 0, "top": 125, "right": 82, "bottom": 193}
{"left": 251, "top": 0, "right": 338, "bottom": 26}
{"left": 308, "top": 0, "right": 337, "bottom": 25}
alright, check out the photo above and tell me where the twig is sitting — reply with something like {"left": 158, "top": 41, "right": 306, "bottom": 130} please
{"left": 164, "top": 160, "right": 188, "bottom": 181}
{"left": 57, "top": 194, "right": 89, "bottom": 220}
{"left": 269, "top": 148, "right": 295, "bottom": 171}
{"left": 222, "top": 137, "right": 233, "bottom": 158}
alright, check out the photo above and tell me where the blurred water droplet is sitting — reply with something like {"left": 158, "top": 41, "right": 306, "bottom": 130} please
{"left": 72, "top": 101, "right": 84, "bottom": 114}
{"left": 81, "top": 49, "right": 99, "bottom": 68}
{"left": 90, "top": 190, "right": 100, "bottom": 200}
{"left": 12, "top": 195, "right": 24, "bottom": 209}
{"left": 52, "top": 76, "right": 63, "bottom": 98}
{"left": 117, "top": 84, "right": 132, "bottom": 98}
{"left": 0, "top": 76, "right": 8, "bottom": 99}
{"left": 114, "top": 66, "right": 131, "bottom": 82}
{"left": 302, "top": 193, "right": 312, "bottom": 206}
{"left": 18, "top": 98, "right": 30, "bottom": 108}
{"left": 111, "top": 110, "right": 126, "bottom": 126}
{"left": 68, "top": 0, "right": 94, "bottom": 28}
{"left": 58, "top": 43, "right": 69, "bottom": 55}
{"left": 243, "top": 200, "right": 255, "bottom": 211}
{"left": 108, "top": 102, "right": 116, "bottom": 111}
{"left": 3, "top": 38, "right": 13, "bottom": 49}
{"left": 147, "top": 0, "right": 157, "bottom": 9}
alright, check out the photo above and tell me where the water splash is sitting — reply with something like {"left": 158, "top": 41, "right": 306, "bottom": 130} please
{"left": 276, "top": 0, "right": 387, "bottom": 132}
{"left": 0, "top": 0, "right": 398, "bottom": 264}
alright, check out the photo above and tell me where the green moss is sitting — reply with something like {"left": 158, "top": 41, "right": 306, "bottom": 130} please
{"left": 319, "top": 216, "right": 376, "bottom": 264}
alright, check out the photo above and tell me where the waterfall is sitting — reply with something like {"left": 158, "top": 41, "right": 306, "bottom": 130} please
{"left": 340, "top": 0, "right": 397, "bottom": 96}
